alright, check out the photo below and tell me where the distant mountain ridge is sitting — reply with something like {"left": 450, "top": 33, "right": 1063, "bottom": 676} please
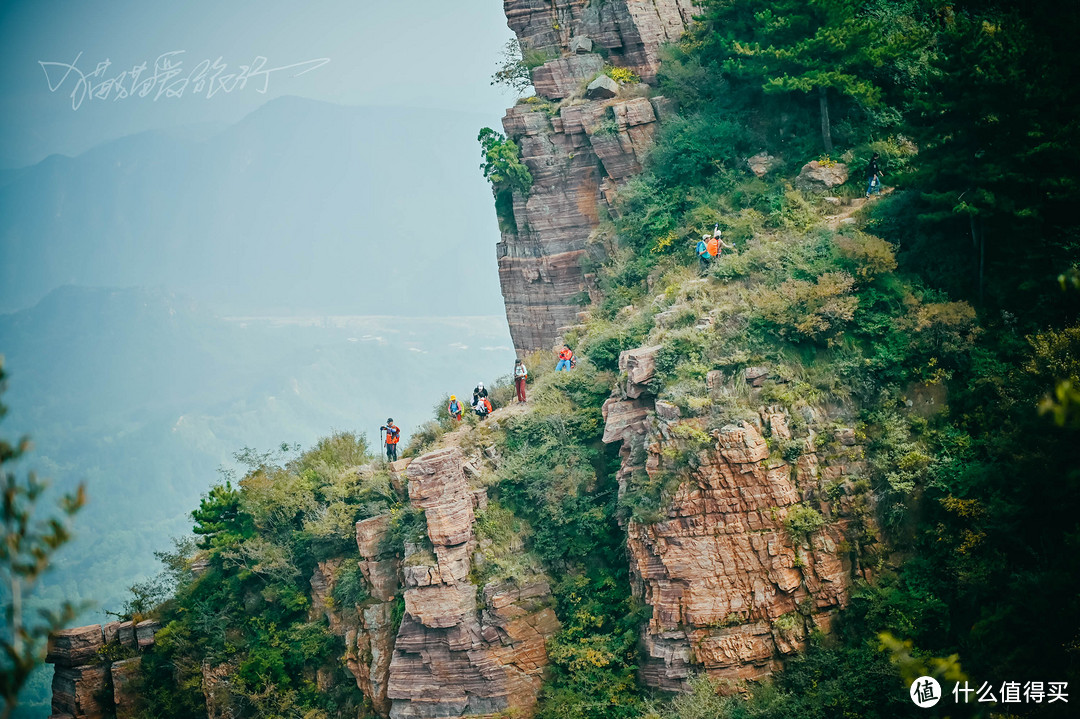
{"left": 0, "top": 97, "right": 504, "bottom": 316}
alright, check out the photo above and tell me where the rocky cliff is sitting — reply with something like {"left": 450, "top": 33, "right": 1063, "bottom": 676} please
{"left": 310, "top": 450, "right": 560, "bottom": 719}
{"left": 44, "top": 620, "right": 160, "bottom": 719}
{"left": 602, "top": 346, "right": 874, "bottom": 691}
{"left": 496, "top": 0, "right": 699, "bottom": 355}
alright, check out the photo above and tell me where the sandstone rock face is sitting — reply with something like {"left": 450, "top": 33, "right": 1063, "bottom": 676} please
{"left": 50, "top": 665, "right": 109, "bottom": 719}
{"left": 386, "top": 447, "right": 559, "bottom": 719}
{"left": 497, "top": 1, "right": 698, "bottom": 354}
{"left": 504, "top": 0, "right": 699, "bottom": 83}
{"left": 46, "top": 622, "right": 159, "bottom": 719}
{"left": 795, "top": 160, "right": 849, "bottom": 190}
{"left": 346, "top": 512, "right": 403, "bottom": 716}
{"left": 111, "top": 657, "right": 142, "bottom": 719}
{"left": 602, "top": 349, "right": 867, "bottom": 690}
{"left": 46, "top": 625, "right": 105, "bottom": 667}
{"left": 619, "top": 344, "right": 663, "bottom": 398}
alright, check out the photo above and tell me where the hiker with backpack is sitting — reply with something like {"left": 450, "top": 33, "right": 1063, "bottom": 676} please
{"left": 472, "top": 382, "right": 488, "bottom": 407}
{"left": 865, "top": 152, "right": 885, "bottom": 197}
{"left": 474, "top": 395, "right": 493, "bottom": 420}
{"left": 447, "top": 395, "right": 463, "bottom": 421}
{"left": 514, "top": 359, "right": 528, "bottom": 403}
{"left": 696, "top": 225, "right": 734, "bottom": 274}
{"left": 555, "top": 345, "right": 575, "bottom": 372}
{"left": 379, "top": 418, "right": 401, "bottom": 462}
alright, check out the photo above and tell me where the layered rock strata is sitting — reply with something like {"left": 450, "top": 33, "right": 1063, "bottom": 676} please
{"left": 45, "top": 620, "right": 159, "bottom": 719}
{"left": 386, "top": 447, "right": 560, "bottom": 719}
{"left": 602, "top": 347, "right": 866, "bottom": 690}
{"left": 496, "top": 1, "right": 699, "bottom": 354}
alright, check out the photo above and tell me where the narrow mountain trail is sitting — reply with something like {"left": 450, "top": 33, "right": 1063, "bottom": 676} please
{"left": 824, "top": 187, "right": 894, "bottom": 230}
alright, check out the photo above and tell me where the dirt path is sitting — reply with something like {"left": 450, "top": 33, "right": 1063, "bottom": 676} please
{"left": 824, "top": 187, "right": 893, "bottom": 230}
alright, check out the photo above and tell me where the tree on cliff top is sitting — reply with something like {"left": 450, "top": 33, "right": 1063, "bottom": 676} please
{"left": 0, "top": 358, "right": 85, "bottom": 719}
{"left": 690, "top": 0, "right": 926, "bottom": 152}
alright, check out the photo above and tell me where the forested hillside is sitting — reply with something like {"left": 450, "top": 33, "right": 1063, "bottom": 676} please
{"left": 27, "top": 1, "right": 1080, "bottom": 718}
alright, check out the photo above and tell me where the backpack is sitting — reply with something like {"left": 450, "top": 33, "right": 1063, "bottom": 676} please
{"left": 569, "top": 354, "right": 577, "bottom": 369}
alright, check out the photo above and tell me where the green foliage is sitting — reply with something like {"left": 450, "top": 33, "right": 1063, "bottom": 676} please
{"left": 125, "top": 433, "right": 385, "bottom": 718}
{"left": 753, "top": 272, "right": 859, "bottom": 342}
{"left": 0, "top": 358, "right": 86, "bottom": 719}
{"left": 330, "top": 563, "right": 368, "bottom": 608}
{"left": 491, "top": 38, "right": 535, "bottom": 93}
{"left": 784, "top": 503, "right": 826, "bottom": 541}
{"left": 478, "top": 127, "right": 533, "bottom": 196}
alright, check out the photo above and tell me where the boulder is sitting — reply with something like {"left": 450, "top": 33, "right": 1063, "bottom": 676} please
{"left": 746, "top": 151, "right": 780, "bottom": 178}
{"left": 585, "top": 74, "right": 619, "bottom": 100}
{"left": 134, "top": 620, "right": 159, "bottom": 650}
{"left": 655, "top": 401, "right": 681, "bottom": 421}
{"left": 46, "top": 625, "right": 103, "bottom": 667}
{"left": 569, "top": 35, "right": 593, "bottom": 54}
{"left": 794, "top": 160, "right": 849, "bottom": 190}
{"left": 356, "top": 514, "right": 392, "bottom": 558}
{"left": 744, "top": 366, "right": 770, "bottom": 387}
{"left": 619, "top": 344, "right": 663, "bottom": 398}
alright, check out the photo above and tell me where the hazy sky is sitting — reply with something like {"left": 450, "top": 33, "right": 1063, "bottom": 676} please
{"left": 0, "top": 0, "right": 518, "bottom": 167}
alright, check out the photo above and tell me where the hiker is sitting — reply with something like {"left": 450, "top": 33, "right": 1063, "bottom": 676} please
{"left": 697, "top": 226, "right": 734, "bottom": 273}
{"left": 474, "top": 395, "right": 493, "bottom": 420}
{"left": 696, "top": 234, "right": 713, "bottom": 273}
{"left": 472, "top": 382, "right": 488, "bottom": 407}
{"left": 447, "top": 395, "right": 463, "bottom": 421}
{"left": 380, "top": 418, "right": 401, "bottom": 462}
{"left": 555, "top": 345, "right": 575, "bottom": 371}
{"left": 865, "top": 152, "right": 885, "bottom": 197}
{"left": 514, "top": 358, "right": 528, "bottom": 403}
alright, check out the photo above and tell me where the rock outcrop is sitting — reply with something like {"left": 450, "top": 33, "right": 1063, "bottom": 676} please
{"left": 603, "top": 348, "right": 869, "bottom": 691}
{"left": 795, "top": 160, "right": 849, "bottom": 190}
{"left": 45, "top": 621, "right": 159, "bottom": 719}
{"left": 496, "top": 1, "right": 700, "bottom": 354}
{"left": 385, "top": 447, "right": 560, "bottom": 719}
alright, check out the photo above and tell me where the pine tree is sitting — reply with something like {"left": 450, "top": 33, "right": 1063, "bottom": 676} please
{"left": 691, "top": 0, "right": 925, "bottom": 152}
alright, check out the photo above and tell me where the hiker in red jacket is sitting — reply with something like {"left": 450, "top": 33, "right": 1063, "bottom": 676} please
{"left": 555, "top": 346, "right": 574, "bottom": 372}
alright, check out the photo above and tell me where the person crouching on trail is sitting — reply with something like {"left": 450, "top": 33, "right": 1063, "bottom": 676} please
{"left": 556, "top": 345, "right": 575, "bottom": 372}
{"left": 447, "top": 395, "right": 463, "bottom": 422}
{"left": 514, "top": 359, "right": 528, "bottom": 403}
{"left": 472, "top": 382, "right": 488, "bottom": 407}
{"left": 474, "top": 395, "right": 493, "bottom": 420}
{"left": 380, "top": 418, "right": 400, "bottom": 462}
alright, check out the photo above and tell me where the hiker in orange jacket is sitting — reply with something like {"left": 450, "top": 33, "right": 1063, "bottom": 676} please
{"left": 380, "top": 418, "right": 401, "bottom": 462}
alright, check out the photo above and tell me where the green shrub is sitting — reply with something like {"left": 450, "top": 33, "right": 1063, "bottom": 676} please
{"left": 478, "top": 127, "right": 533, "bottom": 196}
{"left": 784, "top": 503, "right": 826, "bottom": 541}
{"left": 331, "top": 563, "right": 369, "bottom": 608}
